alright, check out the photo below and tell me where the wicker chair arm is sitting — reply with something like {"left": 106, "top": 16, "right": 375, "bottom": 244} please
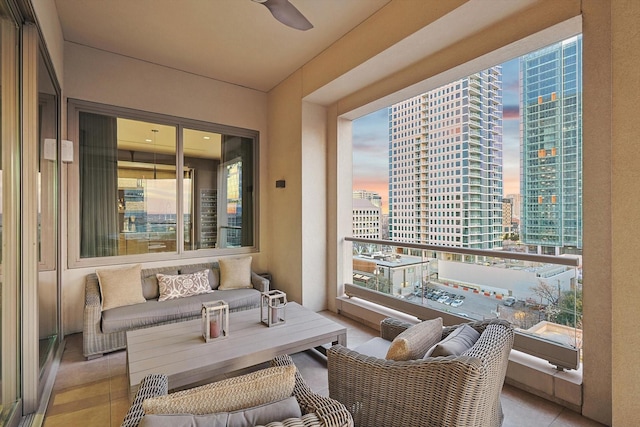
{"left": 85, "top": 274, "right": 102, "bottom": 307}
{"left": 270, "top": 355, "right": 354, "bottom": 427}
{"left": 379, "top": 317, "right": 413, "bottom": 340}
{"left": 120, "top": 374, "right": 168, "bottom": 427}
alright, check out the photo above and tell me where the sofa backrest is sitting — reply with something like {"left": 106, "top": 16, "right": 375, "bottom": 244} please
{"left": 141, "top": 263, "right": 218, "bottom": 300}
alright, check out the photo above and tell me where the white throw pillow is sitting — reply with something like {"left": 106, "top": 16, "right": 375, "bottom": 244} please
{"left": 96, "top": 264, "right": 146, "bottom": 311}
{"left": 218, "top": 256, "right": 253, "bottom": 290}
{"left": 156, "top": 270, "right": 213, "bottom": 301}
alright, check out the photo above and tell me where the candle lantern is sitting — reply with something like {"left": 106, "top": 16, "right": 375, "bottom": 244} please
{"left": 201, "top": 300, "right": 229, "bottom": 342}
{"left": 261, "top": 290, "right": 287, "bottom": 327}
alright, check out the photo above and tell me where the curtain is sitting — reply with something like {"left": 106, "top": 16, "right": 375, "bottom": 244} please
{"left": 221, "top": 136, "right": 254, "bottom": 247}
{"left": 79, "top": 112, "right": 119, "bottom": 257}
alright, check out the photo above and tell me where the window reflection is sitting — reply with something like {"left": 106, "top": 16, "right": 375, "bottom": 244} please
{"left": 77, "top": 112, "right": 256, "bottom": 259}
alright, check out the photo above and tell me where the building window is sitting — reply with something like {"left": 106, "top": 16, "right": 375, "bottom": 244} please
{"left": 69, "top": 100, "right": 258, "bottom": 265}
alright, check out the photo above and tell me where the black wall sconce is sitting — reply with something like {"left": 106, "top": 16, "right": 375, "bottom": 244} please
{"left": 275, "top": 180, "right": 286, "bottom": 188}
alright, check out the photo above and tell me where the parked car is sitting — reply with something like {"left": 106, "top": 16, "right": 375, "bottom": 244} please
{"left": 450, "top": 299, "right": 464, "bottom": 308}
{"left": 503, "top": 296, "right": 516, "bottom": 307}
{"left": 437, "top": 295, "right": 450, "bottom": 304}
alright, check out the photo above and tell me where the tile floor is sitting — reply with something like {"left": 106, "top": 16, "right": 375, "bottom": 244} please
{"left": 43, "top": 311, "right": 605, "bottom": 427}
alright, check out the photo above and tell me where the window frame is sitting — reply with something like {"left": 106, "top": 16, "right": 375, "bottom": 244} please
{"left": 346, "top": 25, "right": 583, "bottom": 370}
{"left": 67, "top": 99, "right": 260, "bottom": 268}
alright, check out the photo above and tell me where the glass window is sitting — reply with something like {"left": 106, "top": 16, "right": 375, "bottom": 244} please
{"left": 70, "top": 102, "right": 258, "bottom": 263}
{"left": 351, "top": 35, "right": 583, "bottom": 364}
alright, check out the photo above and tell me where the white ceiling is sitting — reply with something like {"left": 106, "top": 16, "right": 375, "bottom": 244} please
{"left": 53, "top": 0, "right": 391, "bottom": 93}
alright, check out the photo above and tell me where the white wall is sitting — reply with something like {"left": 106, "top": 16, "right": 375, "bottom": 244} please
{"left": 301, "top": 102, "right": 328, "bottom": 311}
{"left": 61, "top": 42, "right": 269, "bottom": 333}
{"left": 438, "top": 260, "right": 576, "bottom": 301}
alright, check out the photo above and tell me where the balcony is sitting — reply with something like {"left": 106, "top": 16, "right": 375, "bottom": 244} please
{"left": 44, "top": 317, "right": 598, "bottom": 427}
{"left": 344, "top": 238, "right": 588, "bottom": 421}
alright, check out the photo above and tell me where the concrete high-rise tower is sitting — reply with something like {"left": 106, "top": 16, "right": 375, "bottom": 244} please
{"left": 389, "top": 67, "right": 504, "bottom": 249}
{"left": 520, "top": 36, "right": 582, "bottom": 254}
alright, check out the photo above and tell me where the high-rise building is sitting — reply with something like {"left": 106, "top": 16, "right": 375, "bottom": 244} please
{"left": 505, "top": 193, "right": 522, "bottom": 220}
{"left": 504, "top": 193, "right": 522, "bottom": 236}
{"left": 520, "top": 36, "right": 582, "bottom": 254}
{"left": 502, "top": 198, "right": 513, "bottom": 235}
{"left": 353, "top": 189, "right": 382, "bottom": 208}
{"left": 388, "top": 68, "right": 504, "bottom": 249}
{"left": 352, "top": 198, "right": 382, "bottom": 239}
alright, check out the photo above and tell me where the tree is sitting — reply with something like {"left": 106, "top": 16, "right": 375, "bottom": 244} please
{"left": 556, "top": 288, "right": 583, "bottom": 328}
{"left": 530, "top": 280, "right": 583, "bottom": 328}
{"left": 530, "top": 280, "right": 560, "bottom": 306}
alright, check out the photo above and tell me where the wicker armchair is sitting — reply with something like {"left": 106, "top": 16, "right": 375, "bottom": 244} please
{"left": 121, "top": 354, "right": 353, "bottom": 427}
{"left": 327, "top": 318, "right": 514, "bottom": 427}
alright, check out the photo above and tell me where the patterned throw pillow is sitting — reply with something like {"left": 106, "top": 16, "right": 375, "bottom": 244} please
{"left": 156, "top": 270, "right": 213, "bottom": 301}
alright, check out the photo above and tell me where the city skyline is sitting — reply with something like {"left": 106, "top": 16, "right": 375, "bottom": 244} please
{"left": 353, "top": 57, "right": 520, "bottom": 214}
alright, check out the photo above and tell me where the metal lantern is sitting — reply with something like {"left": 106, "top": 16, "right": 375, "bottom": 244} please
{"left": 260, "top": 290, "right": 287, "bottom": 326}
{"left": 201, "top": 300, "right": 229, "bottom": 342}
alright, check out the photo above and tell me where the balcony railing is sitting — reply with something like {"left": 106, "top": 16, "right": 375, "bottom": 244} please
{"left": 346, "top": 237, "right": 581, "bottom": 370}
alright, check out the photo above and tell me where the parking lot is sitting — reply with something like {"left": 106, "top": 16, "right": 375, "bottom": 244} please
{"left": 406, "top": 282, "right": 516, "bottom": 320}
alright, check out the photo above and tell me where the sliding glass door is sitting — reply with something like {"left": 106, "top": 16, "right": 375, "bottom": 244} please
{"left": 0, "top": 1, "right": 20, "bottom": 423}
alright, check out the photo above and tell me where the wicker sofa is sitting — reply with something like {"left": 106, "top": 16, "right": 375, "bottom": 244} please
{"left": 327, "top": 318, "right": 514, "bottom": 427}
{"left": 83, "top": 261, "right": 269, "bottom": 359}
{"left": 121, "top": 354, "right": 354, "bottom": 427}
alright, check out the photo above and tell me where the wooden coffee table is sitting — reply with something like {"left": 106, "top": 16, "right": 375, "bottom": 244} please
{"left": 125, "top": 302, "right": 347, "bottom": 399}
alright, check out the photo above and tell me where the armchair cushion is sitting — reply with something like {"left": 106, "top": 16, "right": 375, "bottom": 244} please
{"left": 218, "top": 257, "right": 253, "bottom": 290}
{"left": 142, "top": 365, "right": 296, "bottom": 415}
{"left": 425, "top": 323, "right": 480, "bottom": 357}
{"left": 353, "top": 337, "right": 392, "bottom": 360}
{"left": 138, "top": 396, "right": 302, "bottom": 427}
{"left": 386, "top": 317, "right": 443, "bottom": 361}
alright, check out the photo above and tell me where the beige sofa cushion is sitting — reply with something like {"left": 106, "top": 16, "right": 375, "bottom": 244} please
{"left": 143, "top": 365, "right": 296, "bottom": 415}
{"left": 386, "top": 317, "right": 443, "bottom": 361}
{"left": 96, "top": 264, "right": 146, "bottom": 311}
{"left": 218, "top": 256, "right": 253, "bottom": 290}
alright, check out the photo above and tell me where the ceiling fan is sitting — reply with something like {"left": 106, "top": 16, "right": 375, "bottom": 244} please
{"left": 251, "top": 0, "right": 313, "bottom": 31}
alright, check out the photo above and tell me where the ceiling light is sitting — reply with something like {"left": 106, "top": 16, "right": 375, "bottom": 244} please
{"left": 204, "top": 136, "right": 211, "bottom": 140}
{"left": 145, "top": 139, "right": 152, "bottom": 142}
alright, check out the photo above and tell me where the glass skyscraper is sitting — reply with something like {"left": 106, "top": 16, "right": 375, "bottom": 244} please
{"left": 520, "top": 36, "right": 582, "bottom": 254}
{"left": 389, "top": 67, "right": 504, "bottom": 249}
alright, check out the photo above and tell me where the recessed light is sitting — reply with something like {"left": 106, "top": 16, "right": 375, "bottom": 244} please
{"left": 203, "top": 136, "right": 211, "bottom": 140}
{"left": 145, "top": 139, "right": 152, "bottom": 142}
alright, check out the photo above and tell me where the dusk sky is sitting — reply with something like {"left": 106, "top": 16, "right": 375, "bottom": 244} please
{"left": 353, "top": 58, "right": 520, "bottom": 214}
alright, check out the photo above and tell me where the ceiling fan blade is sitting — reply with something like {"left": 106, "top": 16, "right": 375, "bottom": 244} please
{"left": 254, "top": 0, "right": 313, "bottom": 31}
